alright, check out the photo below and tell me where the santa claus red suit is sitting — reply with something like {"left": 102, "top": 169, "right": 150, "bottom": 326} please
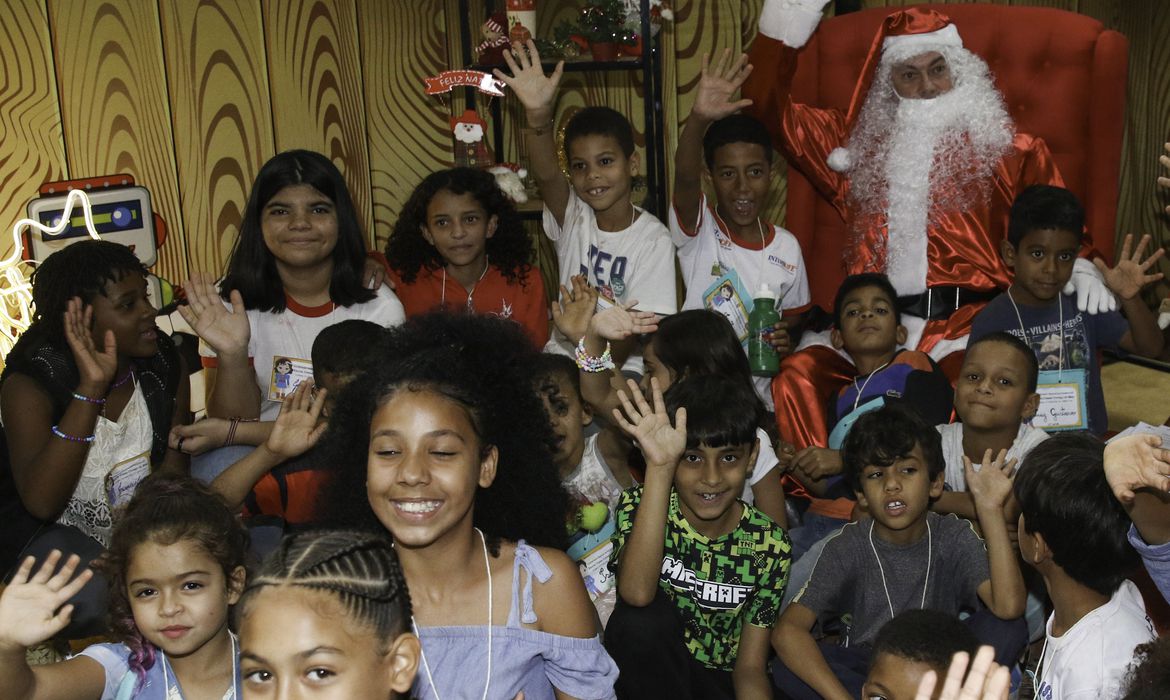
{"left": 742, "top": 3, "right": 1112, "bottom": 451}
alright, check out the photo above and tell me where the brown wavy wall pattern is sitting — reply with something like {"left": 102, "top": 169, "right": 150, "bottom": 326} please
{"left": 160, "top": 0, "right": 275, "bottom": 277}
{"left": 0, "top": 0, "right": 67, "bottom": 262}
{"left": 358, "top": 0, "right": 452, "bottom": 251}
{"left": 263, "top": 0, "right": 374, "bottom": 246}
{"left": 48, "top": 0, "right": 189, "bottom": 283}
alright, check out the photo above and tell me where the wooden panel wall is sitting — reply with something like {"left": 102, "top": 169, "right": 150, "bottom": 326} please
{"left": 0, "top": 0, "right": 1165, "bottom": 294}
{"left": 48, "top": 0, "right": 190, "bottom": 282}
{"left": 159, "top": 0, "right": 273, "bottom": 273}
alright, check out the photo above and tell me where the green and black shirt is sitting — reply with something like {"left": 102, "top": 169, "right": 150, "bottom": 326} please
{"left": 609, "top": 486, "right": 791, "bottom": 671}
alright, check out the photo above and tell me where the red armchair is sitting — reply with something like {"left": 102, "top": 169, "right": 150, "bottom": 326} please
{"left": 780, "top": 4, "right": 1129, "bottom": 310}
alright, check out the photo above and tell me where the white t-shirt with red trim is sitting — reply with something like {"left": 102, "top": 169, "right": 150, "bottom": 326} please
{"left": 669, "top": 193, "right": 811, "bottom": 315}
{"left": 199, "top": 286, "right": 405, "bottom": 420}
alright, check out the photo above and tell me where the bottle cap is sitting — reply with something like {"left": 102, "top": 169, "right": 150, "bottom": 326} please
{"left": 754, "top": 284, "right": 775, "bottom": 302}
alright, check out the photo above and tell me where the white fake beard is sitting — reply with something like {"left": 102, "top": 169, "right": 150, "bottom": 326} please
{"left": 882, "top": 94, "right": 962, "bottom": 295}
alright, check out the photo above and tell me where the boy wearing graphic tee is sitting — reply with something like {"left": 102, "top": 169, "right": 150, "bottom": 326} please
{"left": 970, "top": 185, "right": 1164, "bottom": 435}
{"left": 772, "top": 403, "right": 1025, "bottom": 700}
{"left": 496, "top": 41, "right": 677, "bottom": 373}
{"left": 1016, "top": 434, "right": 1156, "bottom": 699}
{"left": 668, "top": 51, "right": 811, "bottom": 407}
{"left": 605, "top": 376, "right": 790, "bottom": 700}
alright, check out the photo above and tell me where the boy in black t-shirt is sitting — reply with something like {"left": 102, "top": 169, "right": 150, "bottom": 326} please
{"left": 772, "top": 403, "right": 1025, "bottom": 700}
{"left": 605, "top": 375, "right": 790, "bottom": 700}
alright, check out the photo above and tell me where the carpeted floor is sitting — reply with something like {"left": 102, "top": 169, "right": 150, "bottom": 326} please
{"left": 1103, "top": 359, "right": 1170, "bottom": 432}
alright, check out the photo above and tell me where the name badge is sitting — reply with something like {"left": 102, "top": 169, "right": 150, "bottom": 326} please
{"left": 1033, "top": 368, "right": 1088, "bottom": 431}
{"left": 268, "top": 356, "right": 313, "bottom": 402}
{"left": 703, "top": 269, "right": 753, "bottom": 345}
{"left": 105, "top": 451, "right": 150, "bottom": 507}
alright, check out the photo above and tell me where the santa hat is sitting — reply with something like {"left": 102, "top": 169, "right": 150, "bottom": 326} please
{"left": 450, "top": 109, "right": 487, "bottom": 131}
{"left": 826, "top": 8, "right": 964, "bottom": 173}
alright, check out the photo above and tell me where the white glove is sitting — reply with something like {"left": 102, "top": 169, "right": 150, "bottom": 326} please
{"left": 1063, "top": 256, "right": 1118, "bottom": 314}
{"left": 759, "top": 0, "right": 833, "bottom": 47}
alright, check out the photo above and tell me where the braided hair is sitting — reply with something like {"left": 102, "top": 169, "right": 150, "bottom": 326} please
{"left": 239, "top": 530, "right": 411, "bottom": 646}
{"left": 100, "top": 478, "right": 248, "bottom": 690}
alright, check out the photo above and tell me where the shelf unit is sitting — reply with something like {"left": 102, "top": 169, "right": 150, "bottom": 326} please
{"left": 455, "top": 0, "right": 667, "bottom": 217}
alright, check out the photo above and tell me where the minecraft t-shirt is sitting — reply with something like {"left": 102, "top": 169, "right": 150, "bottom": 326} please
{"left": 609, "top": 486, "right": 791, "bottom": 670}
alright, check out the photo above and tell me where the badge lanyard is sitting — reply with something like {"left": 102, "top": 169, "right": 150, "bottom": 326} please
{"left": 711, "top": 209, "right": 770, "bottom": 291}
{"left": 1008, "top": 291, "right": 1063, "bottom": 377}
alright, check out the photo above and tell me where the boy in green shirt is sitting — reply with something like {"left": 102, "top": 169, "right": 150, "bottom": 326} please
{"left": 605, "top": 374, "right": 790, "bottom": 699}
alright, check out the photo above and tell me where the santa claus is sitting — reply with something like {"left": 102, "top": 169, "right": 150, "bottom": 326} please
{"left": 742, "top": 3, "right": 1114, "bottom": 449}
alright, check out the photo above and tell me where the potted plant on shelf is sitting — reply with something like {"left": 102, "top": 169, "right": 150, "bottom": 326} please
{"left": 577, "top": 0, "right": 635, "bottom": 61}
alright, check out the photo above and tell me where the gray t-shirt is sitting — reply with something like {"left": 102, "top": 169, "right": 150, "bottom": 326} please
{"left": 792, "top": 512, "right": 990, "bottom": 646}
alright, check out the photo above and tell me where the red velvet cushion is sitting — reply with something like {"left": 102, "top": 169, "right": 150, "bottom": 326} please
{"left": 785, "top": 4, "right": 1128, "bottom": 309}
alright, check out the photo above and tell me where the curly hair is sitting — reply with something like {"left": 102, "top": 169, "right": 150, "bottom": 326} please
{"left": 1122, "top": 637, "right": 1170, "bottom": 700}
{"left": 385, "top": 168, "right": 533, "bottom": 286}
{"left": 221, "top": 149, "right": 375, "bottom": 312}
{"left": 239, "top": 529, "right": 411, "bottom": 649}
{"left": 29, "top": 239, "right": 150, "bottom": 347}
{"left": 318, "top": 312, "right": 568, "bottom": 551}
{"left": 100, "top": 477, "right": 248, "bottom": 691}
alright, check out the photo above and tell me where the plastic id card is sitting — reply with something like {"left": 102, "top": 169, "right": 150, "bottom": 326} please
{"left": 105, "top": 451, "right": 150, "bottom": 507}
{"left": 1032, "top": 368, "right": 1088, "bottom": 431}
{"left": 268, "top": 356, "right": 313, "bottom": 402}
{"left": 703, "top": 269, "right": 753, "bottom": 345}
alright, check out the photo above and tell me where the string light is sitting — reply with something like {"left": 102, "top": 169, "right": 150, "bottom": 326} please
{"left": 0, "top": 189, "right": 103, "bottom": 362}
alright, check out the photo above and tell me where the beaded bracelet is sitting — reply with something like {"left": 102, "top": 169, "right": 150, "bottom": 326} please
{"left": 574, "top": 337, "right": 615, "bottom": 373}
{"left": 71, "top": 392, "right": 106, "bottom": 405}
{"left": 51, "top": 425, "right": 95, "bottom": 444}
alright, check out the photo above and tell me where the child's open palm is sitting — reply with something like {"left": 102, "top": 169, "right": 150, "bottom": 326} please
{"left": 63, "top": 298, "right": 117, "bottom": 390}
{"left": 179, "top": 272, "right": 250, "bottom": 357}
{"left": 265, "top": 381, "right": 328, "bottom": 461}
{"left": 612, "top": 378, "right": 685, "bottom": 472}
{"left": 589, "top": 301, "right": 659, "bottom": 341}
{"left": 691, "top": 49, "right": 754, "bottom": 123}
{"left": 963, "top": 449, "right": 1017, "bottom": 512}
{"left": 1103, "top": 433, "right": 1170, "bottom": 503}
{"left": 494, "top": 40, "right": 564, "bottom": 115}
{"left": 1093, "top": 233, "right": 1165, "bottom": 301}
{"left": 551, "top": 275, "right": 598, "bottom": 342}
{"left": 0, "top": 550, "right": 93, "bottom": 650}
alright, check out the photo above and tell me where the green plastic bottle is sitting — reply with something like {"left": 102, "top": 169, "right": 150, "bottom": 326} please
{"left": 748, "top": 284, "right": 781, "bottom": 377}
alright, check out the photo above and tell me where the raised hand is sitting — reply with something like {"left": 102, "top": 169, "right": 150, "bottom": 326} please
{"left": 1103, "top": 433, "right": 1170, "bottom": 503}
{"left": 589, "top": 301, "right": 659, "bottom": 341}
{"left": 915, "top": 646, "right": 1010, "bottom": 700}
{"left": 551, "top": 275, "right": 599, "bottom": 342}
{"left": 264, "top": 381, "right": 328, "bottom": 461}
{"left": 964, "top": 449, "right": 1017, "bottom": 512}
{"left": 63, "top": 297, "right": 118, "bottom": 393}
{"left": 494, "top": 39, "right": 564, "bottom": 121}
{"left": 611, "top": 378, "right": 685, "bottom": 472}
{"left": 0, "top": 550, "right": 93, "bottom": 651}
{"left": 179, "top": 272, "right": 250, "bottom": 358}
{"left": 691, "top": 49, "right": 754, "bottom": 123}
{"left": 1093, "top": 233, "right": 1165, "bottom": 301}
